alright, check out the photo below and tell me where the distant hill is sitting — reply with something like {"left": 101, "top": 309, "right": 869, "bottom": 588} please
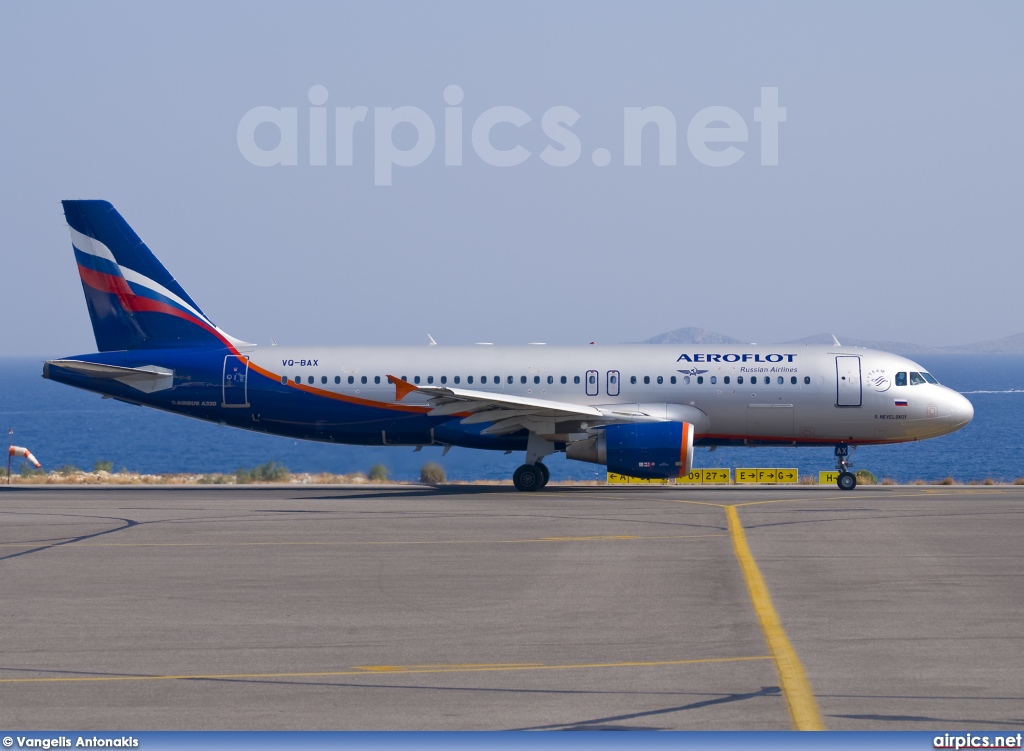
{"left": 641, "top": 327, "right": 1024, "bottom": 354}
{"left": 641, "top": 327, "right": 749, "bottom": 345}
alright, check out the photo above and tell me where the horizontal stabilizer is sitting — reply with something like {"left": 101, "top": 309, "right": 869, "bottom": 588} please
{"left": 45, "top": 359, "right": 174, "bottom": 393}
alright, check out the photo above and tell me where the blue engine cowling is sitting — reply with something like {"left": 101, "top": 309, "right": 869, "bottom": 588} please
{"left": 604, "top": 421, "right": 694, "bottom": 479}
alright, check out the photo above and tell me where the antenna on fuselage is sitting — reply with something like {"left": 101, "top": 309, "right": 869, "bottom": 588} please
{"left": 427, "top": 334, "right": 437, "bottom": 346}
{"left": 831, "top": 334, "right": 842, "bottom": 346}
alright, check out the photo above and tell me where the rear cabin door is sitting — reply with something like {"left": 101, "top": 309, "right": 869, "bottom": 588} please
{"left": 222, "top": 355, "right": 250, "bottom": 407}
{"left": 835, "top": 355, "right": 862, "bottom": 407}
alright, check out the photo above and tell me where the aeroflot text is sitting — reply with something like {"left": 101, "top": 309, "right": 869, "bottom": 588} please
{"left": 677, "top": 353, "right": 798, "bottom": 363}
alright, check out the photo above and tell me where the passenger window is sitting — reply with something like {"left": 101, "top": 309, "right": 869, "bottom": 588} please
{"left": 374, "top": 376, "right": 380, "bottom": 384}
{"left": 630, "top": 376, "right": 637, "bottom": 384}
{"left": 401, "top": 376, "right": 407, "bottom": 382}
{"left": 560, "top": 376, "right": 567, "bottom": 384}
{"left": 335, "top": 376, "right": 341, "bottom": 384}
{"left": 534, "top": 376, "right": 541, "bottom": 384}
{"left": 790, "top": 376, "right": 797, "bottom": 384}
{"left": 710, "top": 376, "right": 717, "bottom": 384}
{"left": 737, "top": 376, "right": 744, "bottom": 385}
{"left": 294, "top": 376, "right": 301, "bottom": 384}
{"left": 440, "top": 376, "right": 447, "bottom": 384}
{"left": 427, "top": 375, "right": 434, "bottom": 384}
{"left": 588, "top": 374, "right": 596, "bottom": 385}
{"left": 454, "top": 376, "right": 461, "bottom": 384}
{"left": 895, "top": 372, "right": 907, "bottom": 386}
{"left": 697, "top": 376, "right": 704, "bottom": 384}
{"left": 657, "top": 375, "right": 663, "bottom": 384}
{"left": 480, "top": 376, "right": 486, "bottom": 384}
{"left": 670, "top": 375, "right": 676, "bottom": 384}
{"left": 308, "top": 376, "right": 314, "bottom": 385}
{"left": 507, "top": 376, "right": 513, "bottom": 384}
{"left": 683, "top": 375, "right": 690, "bottom": 385}
{"left": 643, "top": 376, "right": 650, "bottom": 384}
{"left": 547, "top": 375, "right": 553, "bottom": 384}
{"left": 910, "top": 372, "right": 926, "bottom": 386}
{"left": 320, "top": 376, "right": 326, "bottom": 384}
{"left": 494, "top": 376, "right": 500, "bottom": 384}
{"left": 922, "top": 372, "right": 938, "bottom": 384}
{"left": 723, "top": 376, "right": 730, "bottom": 385}
{"left": 414, "top": 376, "right": 421, "bottom": 384}
{"left": 778, "top": 377, "right": 784, "bottom": 385}
{"left": 348, "top": 376, "right": 355, "bottom": 384}
{"left": 281, "top": 376, "right": 287, "bottom": 385}
{"left": 803, "top": 376, "right": 810, "bottom": 385}
{"left": 467, "top": 376, "right": 473, "bottom": 384}
{"left": 574, "top": 375, "right": 580, "bottom": 384}
{"left": 521, "top": 376, "right": 527, "bottom": 384}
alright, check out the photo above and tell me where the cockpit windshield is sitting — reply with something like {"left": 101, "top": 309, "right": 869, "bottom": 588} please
{"left": 921, "top": 372, "right": 938, "bottom": 384}
{"left": 909, "top": 372, "right": 926, "bottom": 385}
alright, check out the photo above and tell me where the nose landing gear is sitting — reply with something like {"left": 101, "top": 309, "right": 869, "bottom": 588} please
{"left": 835, "top": 444, "right": 857, "bottom": 490}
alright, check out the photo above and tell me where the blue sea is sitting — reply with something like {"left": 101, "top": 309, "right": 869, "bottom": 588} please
{"left": 1, "top": 355, "right": 1019, "bottom": 482}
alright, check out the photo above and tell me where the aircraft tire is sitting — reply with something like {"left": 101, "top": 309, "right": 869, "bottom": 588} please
{"left": 837, "top": 471, "right": 857, "bottom": 491}
{"left": 513, "top": 464, "right": 544, "bottom": 492}
{"left": 536, "top": 462, "right": 550, "bottom": 488}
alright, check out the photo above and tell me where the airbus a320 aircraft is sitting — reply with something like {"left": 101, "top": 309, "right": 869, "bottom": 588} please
{"left": 44, "top": 201, "right": 974, "bottom": 491}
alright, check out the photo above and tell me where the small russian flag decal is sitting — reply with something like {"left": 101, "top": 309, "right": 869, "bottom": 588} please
{"left": 895, "top": 400, "right": 908, "bottom": 407}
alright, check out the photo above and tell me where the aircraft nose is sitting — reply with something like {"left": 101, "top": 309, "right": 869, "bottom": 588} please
{"left": 950, "top": 390, "right": 974, "bottom": 430}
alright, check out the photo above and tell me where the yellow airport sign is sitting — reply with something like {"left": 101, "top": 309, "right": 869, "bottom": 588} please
{"left": 819, "top": 471, "right": 840, "bottom": 485}
{"left": 607, "top": 472, "right": 670, "bottom": 485}
{"left": 737, "top": 468, "right": 799, "bottom": 484}
{"left": 677, "top": 468, "right": 732, "bottom": 484}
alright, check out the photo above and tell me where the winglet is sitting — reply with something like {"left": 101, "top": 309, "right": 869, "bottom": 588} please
{"left": 387, "top": 374, "right": 418, "bottom": 402}
{"left": 831, "top": 334, "right": 842, "bottom": 346}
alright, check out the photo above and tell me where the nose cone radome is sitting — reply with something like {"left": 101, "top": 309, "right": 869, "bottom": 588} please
{"left": 950, "top": 390, "right": 974, "bottom": 431}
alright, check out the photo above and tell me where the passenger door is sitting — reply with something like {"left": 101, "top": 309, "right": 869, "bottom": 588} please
{"left": 836, "top": 355, "right": 862, "bottom": 407}
{"left": 606, "top": 370, "right": 620, "bottom": 397}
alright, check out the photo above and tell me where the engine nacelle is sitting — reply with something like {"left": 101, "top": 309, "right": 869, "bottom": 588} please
{"left": 566, "top": 420, "right": 695, "bottom": 479}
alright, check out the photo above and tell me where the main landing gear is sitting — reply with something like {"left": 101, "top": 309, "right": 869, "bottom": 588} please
{"left": 513, "top": 462, "right": 550, "bottom": 492}
{"left": 513, "top": 434, "right": 554, "bottom": 491}
{"left": 835, "top": 444, "right": 857, "bottom": 491}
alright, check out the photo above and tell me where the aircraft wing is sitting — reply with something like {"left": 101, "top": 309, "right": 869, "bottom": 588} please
{"left": 387, "top": 375, "right": 663, "bottom": 438}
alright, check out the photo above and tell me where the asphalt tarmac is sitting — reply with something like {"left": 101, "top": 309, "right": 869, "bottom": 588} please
{"left": 1, "top": 484, "right": 1021, "bottom": 731}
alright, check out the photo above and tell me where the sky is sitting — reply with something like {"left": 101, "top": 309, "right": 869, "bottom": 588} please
{"left": 1, "top": 2, "right": 1022, "bottom": 357}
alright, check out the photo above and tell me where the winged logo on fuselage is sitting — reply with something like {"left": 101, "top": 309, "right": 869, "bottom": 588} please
{"left": 677, "top": 368, "right": 710, "bottom": 377}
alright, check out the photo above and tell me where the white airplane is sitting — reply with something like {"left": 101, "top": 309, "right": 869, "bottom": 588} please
{"left": 44, "top": 201, "right": 974, "bottom": 491}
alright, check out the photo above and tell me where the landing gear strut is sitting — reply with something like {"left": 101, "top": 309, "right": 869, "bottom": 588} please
{"left": 513, "top": 463, "right": 547, "bottom": 492}
{"left": 835, "top": 444, "right": 857, "bottom": 491}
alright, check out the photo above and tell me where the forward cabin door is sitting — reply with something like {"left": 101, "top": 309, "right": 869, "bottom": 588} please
{"left": 835, "top": 355, "right": 862, "bottom": 407}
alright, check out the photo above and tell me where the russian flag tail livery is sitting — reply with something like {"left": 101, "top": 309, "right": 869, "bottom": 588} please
{"left": 63, "top": 200, "right": 242, "bottom": 352}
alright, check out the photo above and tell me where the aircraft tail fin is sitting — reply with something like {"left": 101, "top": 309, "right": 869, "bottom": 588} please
{"left": 63, "top": 200, "right": 243, "bottom": 352}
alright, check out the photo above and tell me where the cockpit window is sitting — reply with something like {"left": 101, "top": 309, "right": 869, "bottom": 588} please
{"left": 895, "top": 372, "right": 907, "bottom": 387}
{"left": 921, "top": 372, "right": 938, "bottom": 384}
{"left": 909, "top": 372, "right": 926, "bottom": 386}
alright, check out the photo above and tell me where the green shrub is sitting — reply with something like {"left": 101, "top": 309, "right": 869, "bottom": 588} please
{"left": 94, "top": 460, "right": 114, "bottom": 473}
{"left": 854, "top": 469, "right": 877, "bottom": 485}
{"left": 368, "top": 464, "right": 389, "bottom": 482}
{"left": 19, "top": 464, "right": 45, "bottom": 477}
{"left": 235, "top": 460, "right": 290, "bottom": 484}
{"left": 420, "top": 462, "right": 446, "bottom": 484}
